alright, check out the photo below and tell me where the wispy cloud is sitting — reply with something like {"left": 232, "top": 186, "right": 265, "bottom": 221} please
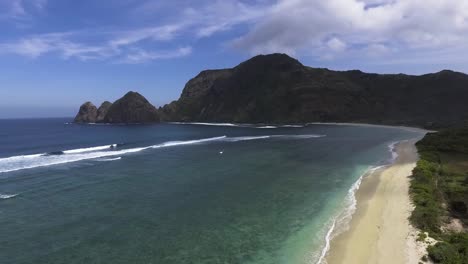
{"left": 0, "top": 0, "right": 47, "bottom": 21}
{"left": 120, "top": 46, "right": 192, "bottom": 64}
{"left": 109, "top": 24, "right": 184, "bottom": 48}
{"left": 0, "top": 0, "right": 265, "bottom": 64}
{"left": 182, "top": 0, "right": 267, "bottom": 38}
{"left": 0, "top": 26, "right": 192, "bottom": 63}
{"left": 0, "top": 33, "right": 111, "bottom": 60}
{"left": 3, "top": 0, "right": 467, "bottom": 67}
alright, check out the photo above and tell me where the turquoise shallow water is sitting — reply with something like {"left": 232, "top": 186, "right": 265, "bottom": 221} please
{"left": 0, "top": 119, "right": 422, "bottom": 264}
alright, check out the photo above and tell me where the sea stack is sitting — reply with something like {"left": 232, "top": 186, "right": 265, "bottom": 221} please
{"left": 103, "top": 91, "right": 160, "bottom": 123}
{"left": 74, "top": 102, "right": 98, "bottom": 123}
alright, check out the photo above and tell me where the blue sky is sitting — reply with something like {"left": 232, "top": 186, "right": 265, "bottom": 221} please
{"left": 1, "top": 0, "right": 468, "bottom": 118}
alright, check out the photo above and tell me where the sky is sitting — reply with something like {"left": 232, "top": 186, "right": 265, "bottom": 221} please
{"left": 1, "top": 0, "right": 468, "bottom": 118}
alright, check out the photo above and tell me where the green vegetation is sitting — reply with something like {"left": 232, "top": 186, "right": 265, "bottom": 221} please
{"left": 410, "top": 128, "right": 468, "bottom": 263}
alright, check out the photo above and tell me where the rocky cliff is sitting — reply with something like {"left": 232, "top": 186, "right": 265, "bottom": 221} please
{"left": 103, "top": 92, "right": 159, "bottom": 123}
{"left": 160, "top": 53, "right": 468, "bottom": 128}
{"left": 96, "top": 101, "right": 112, "bottom": 122}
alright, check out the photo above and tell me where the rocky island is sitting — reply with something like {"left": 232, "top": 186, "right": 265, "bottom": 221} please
{"left": 74, "top": 91, "right": 159, "bottom": 124}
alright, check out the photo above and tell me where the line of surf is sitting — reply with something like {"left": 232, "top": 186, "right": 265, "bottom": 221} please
{"left": 0, "top": 134, "right": 325, "bottom": 174}
{"left": 0, "top": 136, "right": 226, "bottom": 173}
{"left": 169, "top": 122, "right": 306, "bottom": 128}
{"left": 151, "top": 136, "right": 227, "bottom": 148}
{"left": 169, "top": 122, "right": 240, "bottom": 127}
{"left": 0, "top": 193, "right": 18, "bottom": 199}
{"left": 63, "top": 144, "right": 118, "bottom": 154}
{"left": 97, "top": 157, "right": 122, "bottom": 162}
{"left": 224, "top": 134, "right": 325, "bottom": 142}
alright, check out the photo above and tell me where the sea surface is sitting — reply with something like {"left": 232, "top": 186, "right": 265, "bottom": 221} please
{"left": 0, "top": 118, "right": 423, "bottom": 264}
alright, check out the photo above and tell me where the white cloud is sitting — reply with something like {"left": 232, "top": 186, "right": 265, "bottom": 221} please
{"left": 327, "top": 38, "right": 347, "bottom": 52}
{"left": 231, "top": 0, "right": 468, "bottom": 64}
{"left": 0, "top": 0, "right": 264, "bottom": 63}
{"left": 3, "top": 0, "right": 468, "bottom": 67}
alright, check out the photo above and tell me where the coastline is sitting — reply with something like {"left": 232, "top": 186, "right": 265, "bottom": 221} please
{"left": 307, "top": 122, "right": 431, "bottom": 133}
{"left": 167, "top": 121, "right": 432, "bottom": 133}
{"left": 324, "top": 139, "right": 423, "bottom": 264}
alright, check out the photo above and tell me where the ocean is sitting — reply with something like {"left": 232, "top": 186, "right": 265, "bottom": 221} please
{"left": 0, "top": 118, "right": 423, "bottom": 264}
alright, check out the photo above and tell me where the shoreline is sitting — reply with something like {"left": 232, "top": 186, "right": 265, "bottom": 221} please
{"left": 323, "top": 139, "right": 423, "bottom": 264}
{"left": 167, "top": 121, "right": 431, "bottom": 132}
{"left": 315, "top": 140, "right": 401, "bottom": 264}
{"left": 307, "top": 122, "right": 431, "bottom": 133}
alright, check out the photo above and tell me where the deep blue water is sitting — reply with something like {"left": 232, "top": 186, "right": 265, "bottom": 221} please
{"left": 0, "top": 118, "right": 422, "bottom": 264}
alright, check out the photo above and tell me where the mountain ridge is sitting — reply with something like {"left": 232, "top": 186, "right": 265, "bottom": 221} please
{"left": 159, "top": 53, "right": 468, "bottom": 128}
{"left": 75, "top": 54, "right": 468, "bottom": 128}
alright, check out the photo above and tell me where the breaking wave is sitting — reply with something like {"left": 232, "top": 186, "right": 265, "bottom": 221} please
{"left": 63, "top": 144, "right": 118, "bottom": 154}
{"left": 224, "top": 136, "right": 272, "bottom": 142}
{"left": 170, "top": 122, "right": 306, "bottom": 129}
{"left": 0, "top": 134, "right": 325, "bottom": 173}
{"left": 97, "top": 157, "right": 122, "bottom": 162}
{"left": 0, "top": 193, "right": 18, "bottom": 199}
{"left": 169, "top": 122, "right": 239, "bottom": 127}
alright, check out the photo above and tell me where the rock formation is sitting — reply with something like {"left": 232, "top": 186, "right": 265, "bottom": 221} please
{"left": 74, "top": 102, "right": 98, "bottom": 123}
{"left": 103, "top": 92, "right": 159, "bottom": 123}
{"left": 75, "top": 54, "right": 468, "bottom": 128}
{"left": 96, "top": 101, "right": 112, "bottom": 122}
{"left": 160, "top": 53, "right": 468, "bottom": 128}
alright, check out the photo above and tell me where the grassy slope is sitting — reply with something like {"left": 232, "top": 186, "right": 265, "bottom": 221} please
{"left": 410, "top": 128, "right": 468, "bottom": 263}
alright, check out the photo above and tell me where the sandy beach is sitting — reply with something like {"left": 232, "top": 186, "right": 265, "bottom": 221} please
{"left": 325, "top": 140, "right": 422, "bottom": 264}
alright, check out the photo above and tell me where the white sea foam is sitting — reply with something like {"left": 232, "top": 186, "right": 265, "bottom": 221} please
{"left": 63, "top": 144, "right": 117, "bottom": 154}
{"left": 0, "top": 136, "right": 226, "bottom": 173}
{"left": 170, "top": 122, "right": 240, "bottom": 127}
{"left": 0, "top": 193, "right": 18, "bottom": 199}
{"left": 97, "top": 157, "right": 122, "bottom": 162}
{"left": 316, "top": 220, "right": 336, "bottom": 264}
{"left": 387, "top": 140, "right": 407, "bottom": 163}
{"left": 151, "top": 136, "right": 227, "bottom": 148}
{"left": 224, "top": 134, "right": 324, "bottom": 142}
{"left": 224, "top": 136, "right": 271, "bottom": 142}
{"left": 280, "top": 125, "right": 304, "bottom": 128}
{"left": 0, "top": 135, "right": 325, "bottom": 174}
{"left": 314, "top": 168, "right": 367, "bottom": 264}
{"left": 274, "top": 134, "right": 325, "bottom": 139}
{"left": 170, "top": 122, "right": 306, "bottom": 129}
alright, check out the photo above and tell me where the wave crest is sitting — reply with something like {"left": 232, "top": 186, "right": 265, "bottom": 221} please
{"left": 0, "top": 134, "right": 325, "bottom": 173}
{"left": 0, "top": 193, "right": 18, "bottom": 199}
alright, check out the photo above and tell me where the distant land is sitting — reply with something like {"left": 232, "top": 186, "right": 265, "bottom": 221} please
{"left": 75, "top": 53, "right": 468, "bottom": 128}
{"left": 75, "top": 91, "right": 159, "bottom": 123}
